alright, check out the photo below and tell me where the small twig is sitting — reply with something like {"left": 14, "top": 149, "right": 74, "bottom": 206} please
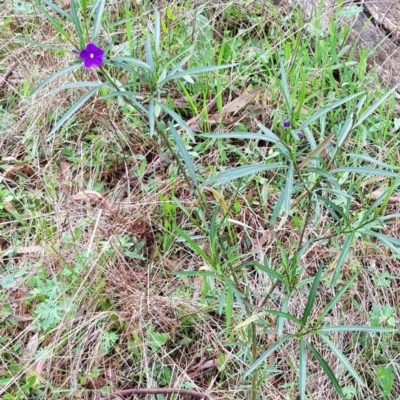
{"left": 101, "top": 387, "right": 217, "bottom": 399}
{"left": 0, "top": 62, "right": 16, "bottom": 88}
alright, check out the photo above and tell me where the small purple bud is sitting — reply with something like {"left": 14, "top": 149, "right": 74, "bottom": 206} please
{"left": 283, "top": 119, "right": 290, "bottom": 128}
{"left": 297, "top": 131, "right": 304, "bottom": 137}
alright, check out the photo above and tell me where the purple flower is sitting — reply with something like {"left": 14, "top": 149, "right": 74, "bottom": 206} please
{"left": 79, "top": 43, "right": 104, "bottom": 68}
{"left": 283, "top": 119, "right": 290, "bottom": 128}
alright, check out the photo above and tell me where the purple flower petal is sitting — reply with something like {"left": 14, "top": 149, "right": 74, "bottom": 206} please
{"left": 283, "top": 119, "right": 290, "bottom": 128}
{"left": 79, "top": 42, "right": 104, "bottom": 68}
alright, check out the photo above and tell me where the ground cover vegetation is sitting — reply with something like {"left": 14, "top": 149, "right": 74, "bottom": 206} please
{"left": 1, "top": 0, "right": 400, "bottom": 399}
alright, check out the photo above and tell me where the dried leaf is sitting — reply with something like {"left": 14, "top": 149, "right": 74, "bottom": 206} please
{"left": 69, "top": 191, "right": 111, "bottom": 208}
{"left": 24, "top": 332, "right": 39, "bottom": 359}
{"left": 222, "top": 87, "right": 264, "bottom": 116}
{"left": 360, "top": 175, "right": 386, "bottom": 187}
{"left": 367, "top": 188, "right": 400, "bottom": 203}
{"left": 17, "top": 246, "right": 44, "bottom": 256}
{"left": 57, "top": 159, "right": 73, "bottom": 196}
{"left": 3, "top": 163, "right": 34, "bottom": 179}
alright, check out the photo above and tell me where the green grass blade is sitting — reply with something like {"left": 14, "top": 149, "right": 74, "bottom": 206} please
{"left": 345, "top": 154, "right": 399, "bottom": 170}
{"left": 320, "top": 325, "right": 397, "bottom": 333}
{"left": 159, "top": 64, "right": 236, "bottom": 86}
{"left": 46, "top": 86, "right": 103, "bottom": 141}
{"left": 299, "top": 337, "right": 307, "bottom": 400}
{"left": 160, "top": 103, "right": 195, "bottom": 142}
{"left": 303, "top": 127, "right": 317, "bottom": 150}
{"left": 206, "top": 163, "right": 285, "bottom": 187}
{"left": 153, "top": 7, "right": 161, "bottom": 56}
{"left": 148, "top": 98, "right": 155, "bottom": 135}
{"left": 331, "top": 167, "right": 398, "bottom": 178}
{"left": 30, "top": 64, "right": 81, "bottom": 96}
{"left": 41, "top": 0, "right": 73, "bottom": 22}
{"left": 336, "top": 113, "right": 354, "bottom": 149}
{"left": 366, "top": 232, "right": 400, "bottom": 255}
{"left": 176, "top": 229, "right": 212, "bottom": 264}
{"left": 283, "top": 162, "right": 294, "bottom": 214}
{"left": 318, "top": 273, "right": 358, "bottom": 323}
{"left": 169, "top": 122, "right": 198, "bottom": 187}
{"left": 47, "top": 81, "right": 110, "bottom": 94}
{"left": 92, "top": 0, "right": 106, "bottom": 42}
{"left": 244, "top": 335, "right": 290, "bottom": 378}
{"left": 306, "top": 341, "right": 344, "bottom": 398}
{"left": 146, "top": 36, "right": 154, "bottom": 72}
{"left": 280, "top": 56, "right": 292, "bottom": 113}
{"left": 200, "top": 132, "right": 282, "bottom": 142}
{"left": 319, "top": 334, "right": 365, "bottom": 386}
{"left": 111, "top": 56, "right": 151, "bottom": 70}
{"left": 277, "top": 295, "right": 289, "bottom": 337}
{"left": 301, "top": 265, "right": 323, "bottom": 327}
{"left": 247, "top": 261, "right": 284, "bottom": 282}
{"left": 71, "top": 0, "right": 84, "bottom": 48}
{"left": 262, "top": 310, "right": 301, "bottom": 325}
{"left": 298, "top": 92, "right": 362, "bottom": 130}
{"left": 296, "top": 132, "right": 335, "bottom": 170}
{"left": 354, "top": 86, "right": 397, "bottom": 128}
{"left": 36, "top": 3, "right": 73, "bottom": 44}
{"left": 331, "top": 231, "right": 355, "bottom": 286}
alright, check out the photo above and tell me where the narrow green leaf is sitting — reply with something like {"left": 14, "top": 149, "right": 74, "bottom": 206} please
{"left": 331, "top": 231, "right": 355, "bottom": 286}
{"left": 92, "top": 0, "right": 106, "bottom": 41}
{"left": 169, "top": 122, "right": 198, "bottom": 187}
{"left": 30, "top": 64, "right": 81, "bottom": 96}
{"left": 247, "top": 261, "right": 284, "bottom": 282}
{"left": 46, "top": 86, "right": 103, "bottom": 141}
{"left": 365, "top": 232, "right": 400, "bottom": 255}
{"left": 319, "top": 325, "right": 397, "bottom": 333}
{"left": 199, "top": 132, "right": 281, "bottom": 142}
{"left": 146, "top": 35, "right": 154, "bottom": 72}
{"left": 206, "top": 163, "right": 285, "bottom": 187}
{"left": 296, "top": 132, "right": 335, "bottom": 170}
{"left": 174, "top": 270, "right": 215, "bottom": 277}
{"left": 36, "top": 3, "right": 73, "bottom": 44}
{"left": 148, "top": 98, "right": 155, "bottom": 135}
{"left": 336, "top": 113, "right": 354, "bottom": 149}
{"left": 244, "top": 335, "right": 290, "bottom": 378}
{"left": 277, "top": 295, "right": 289, "bottom": 337}
{"left": 318, "top": 273, "right": 358, "bottom": 323}
{"left": 319, "top": 334, "right": 365, "bottom": 386}
{"left": 262, "top": 310, "right": 301, "bottom": 325}
{"left": 331, "top": 167, "right": 398, "bottom": 178}
{"left": 41, "top": 0, "right": 73, "bottom": 21}
{"left": 153, "top": 7, "right": 161, "bottom": 55}
{"left": 100, "top": 91, "right": 148, "bottom": 115}
{"left": 71, "top": 0, "right": 84, "bottom": 48}
{"left": 280, "top": 56, "right": 292, "bottom": 112}
{"left": 30, "top": 63, "right": 82, "bottom": 97}
{"left": 345, "top": 154, "right": 399, "bottom": 170}
{"left": 283, "top": 162, "right": 294, "bottom": 214}
{"left": 111, "top": 56, "right": 151, "bottom": 70}
{"left": 159, "top": 64, "right": 236, "bottom": 86}
{"left": 165, "top": 52, "right": 193, "bottom": 81}
{"left": 298, "top": 92, "right": 362, "bottom": 130}
{"left": 354, "top": 86, "right": 397, "bottom": 128}
{"left": 257, "top": 123, "right": 290, "bottom": 158}
{"left": 176, "top": 229, "right": 212, "bottom": 264}
{"left": 14, "top": 38, "right": 67, "bottom": 52}
{"left": 47, "top": 81, "right": 110, "bottom": 94}
{"left": 301, "top": 265, "right": 323, "bottom": 326}
{"left": 303, "top": 127, "right": 317, "bottom": 150}
{"left": 299, "top": 338, "right": 307, "bottom": 400}
{"left": 306, "top": 341, "right": 344, "bottom": 398}
{"left": 160, "top": 103, "right": 195, "bottom": 142}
